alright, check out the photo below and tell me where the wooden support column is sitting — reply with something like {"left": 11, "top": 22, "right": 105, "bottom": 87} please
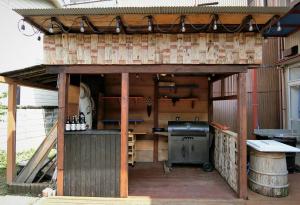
{"left": 6, "top": 83, "right": 17, "bottom": 184}
{"left": 120, "top": 73, "right": 129, "bottom": 198}
{"left": 208, "top": 80, "right": 213, "bottom": 123}
{"left": 57, "top": 73, "right": 69, "bottom": 196}
{"left": 153, "top": 79, "right": 159, "bottom": 162}
{"left": 237, "top": 73, "right": 247, "bottom": 199}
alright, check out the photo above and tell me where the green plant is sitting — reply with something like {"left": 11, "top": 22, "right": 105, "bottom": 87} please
{"left": 0, "top": 149, "right": 37, "bottom": 169}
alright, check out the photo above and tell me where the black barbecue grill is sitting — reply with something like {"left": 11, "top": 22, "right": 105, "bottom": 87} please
{"left": 167, "top": 121, "right": 210, "bottom": 168}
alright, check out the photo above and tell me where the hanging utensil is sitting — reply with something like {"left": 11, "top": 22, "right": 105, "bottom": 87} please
{"left": 146, "top": 97, "right": 152, "bottom": 117}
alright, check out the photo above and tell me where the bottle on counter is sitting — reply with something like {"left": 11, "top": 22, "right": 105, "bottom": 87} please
{"left": 79, "top": 112, "right": 87, "bottom": 131}
{"left": 65, "top": 116, "right": 71, "bottom": 131}
{"left": 75, "top": 115, "right": 81, "bottom": 131}
{"left": 71, "top": 116, "right": 76, "bottom": 131}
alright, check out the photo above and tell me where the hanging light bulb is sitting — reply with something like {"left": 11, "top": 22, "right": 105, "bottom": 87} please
{"left": 80, "top": 20, "right": 85, "bottom": 33}
{"left": 116, "top": 17, "right": 121, "bottom": 33}
{"left": 21, "top": 21, "right": 25, "bottom": 31}
{"left": 277, "top": 21, "right": 282, "bottom": 32}
{"left": 147, "top": 16, "right": 153, "bottom": 32}
{"left": 213, "top": 19, "right": 218, "bottom": 31}
{"left": 181, "top": 16, "right": 186, "bottom": 33}
{"left": 249, "top": 19, "right": 254, "bottom": 32}
{"left": 48, "top": 21, "right": 54, "bottom": 33}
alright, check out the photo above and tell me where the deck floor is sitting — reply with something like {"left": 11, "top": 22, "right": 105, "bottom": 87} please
{"left": 128, "top": 162, "right": 237, "bottom": 199}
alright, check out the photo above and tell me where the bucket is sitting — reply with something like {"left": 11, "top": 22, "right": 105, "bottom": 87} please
{"left": 248, "top": 150, "right": 289, "bottom": 197}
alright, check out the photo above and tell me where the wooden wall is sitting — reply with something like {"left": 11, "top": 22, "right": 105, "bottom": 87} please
{"left": 98, "top": 74, "right": 208, "bottom": 162}
{"left": 44, "top": 33, "right": 263, "bottom": 65}
{"left": 64, "top": 132, "right": 120, "bottom": 197}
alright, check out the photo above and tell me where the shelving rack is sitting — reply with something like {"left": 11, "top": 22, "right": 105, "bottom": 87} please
{"left": 128, "top": 133, "right": 136, "bottom": 166}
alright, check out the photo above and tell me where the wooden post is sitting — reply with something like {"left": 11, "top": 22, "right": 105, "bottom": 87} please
{"left": 6, "top": 83, "right": 17, "bottom": 184}
{"left": 57, "top": 73, "right": 69, "bottom": 196}
{"left": 251, "top": 69, "right": 258, "bottom": 139}
{"left": 237, "top": 73, "right": 247, "bottom": 199}
{"left": 208, "top": 80, "right": 213, "bottom": 123}
{"left": 120, "top": 73, "right": 129, "bottom": 197}
{"left": 153, "top": 79, "right": 159, "bottom": 162}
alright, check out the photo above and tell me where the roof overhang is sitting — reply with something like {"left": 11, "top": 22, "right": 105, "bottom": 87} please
{"left": 263, "top": 2, "right": 300, "bottom": 37}
{"left": 14, "top": 6, "right": 290, "bottom": 35}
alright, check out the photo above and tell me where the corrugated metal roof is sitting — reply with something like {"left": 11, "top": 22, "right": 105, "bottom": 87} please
{"left": 14, "top": 6, "right": 290, "bottom": 16}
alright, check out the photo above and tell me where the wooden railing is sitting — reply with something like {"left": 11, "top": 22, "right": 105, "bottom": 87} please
{"left": 213, "top": 126, "right": 238, "bottom": 192}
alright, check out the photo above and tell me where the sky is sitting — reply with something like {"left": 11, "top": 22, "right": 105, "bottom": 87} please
{"left": 0, "top": 2, "right": 43, "bottom": 73}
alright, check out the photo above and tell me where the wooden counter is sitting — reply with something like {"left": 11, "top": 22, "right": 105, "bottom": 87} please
{"left": 64, "top": 130, "right": 120, "bottom": 197}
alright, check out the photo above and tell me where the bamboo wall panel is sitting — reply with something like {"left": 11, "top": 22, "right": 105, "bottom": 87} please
{"left": 44, "top": 33, "right": 263, "bottom": 65}
{"left": 214, "top": 127, "right": 238, "bottom": 193}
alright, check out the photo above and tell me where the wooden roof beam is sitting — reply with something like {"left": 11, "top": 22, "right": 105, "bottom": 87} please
{"left": 0, "top": 76, "right": 57, "bottom": 91}
{"left": 82, "top": 16, "right": 101, "bottom": 33}
{"left": 260, "top": 15, "right": 279, "bottom": 36}
{"left": 46, "top": 64, "right": 249, "bottom": 74}
{"left": 51, "top": 17, "right": 69, "bottom": 33}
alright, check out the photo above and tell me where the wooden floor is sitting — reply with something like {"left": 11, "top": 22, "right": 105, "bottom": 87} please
{"left": 128, "top": 162, "right": 237, "bottom": 199}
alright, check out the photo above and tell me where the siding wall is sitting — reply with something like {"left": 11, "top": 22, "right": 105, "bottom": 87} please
{"left": 44, "top": 33, "right": 263, "bottom": 65}
{"left": 0, "top": 84, "right": 58, "bottom": 152}
{"left": 213, "top": 38, "right": 280, "bottom": 137}
{"left": 284, "top": 30, "right": 300, "bottom": 50}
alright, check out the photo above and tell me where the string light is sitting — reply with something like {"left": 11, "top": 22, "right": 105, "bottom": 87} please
{"left": 115, "top": 16, "right": 121, "bottom": 33}
{"left": 18, "top": 14, "right": 283, "bottom": 39}
{"left": 249, "top": 19, "right": 254, "bottom": 32}
{"left": 147, "top": 16, "right": 153, "bottom": 32}
{"left": 48, "top": 20, "right": 54, "bottom": 33}
{"left": 213, "top": 19, "right": 218, "bottom": 31}
{"left": 277, "top": 21, "right": 282, "bottom": 32}
{"left": 181, "top": 16, "right": 186, "bottom": 33}
{"left": 21, "top": 22, "right": 25, "bottom": 31}
{"left": 80, "top": 19, "right": 85, "bottom": 33}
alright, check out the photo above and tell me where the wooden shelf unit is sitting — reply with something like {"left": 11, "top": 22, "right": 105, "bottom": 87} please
{"left": 128, "top": 133, "right": 136, "bottom": 166}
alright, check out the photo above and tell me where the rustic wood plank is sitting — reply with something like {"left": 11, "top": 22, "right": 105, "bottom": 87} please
{"left": 237, "top": 72, "right": 247, "bottom": 199}
{"left": 6, "top": 83, "right": 17, "bottom": 184}
{"left": 46, "top": 64, "right": 248, "bottom": 74}
{"left": 57, "top": 73, "right": 69, "bottom": 196}
{"left": 211, "top": 95, "right": 238, "bottom": 101}
{"left": 16, "top": 122, "right": 57, "bottom": 183}
{"left": 120, "top": 73, "right": 129, "bottom": 198}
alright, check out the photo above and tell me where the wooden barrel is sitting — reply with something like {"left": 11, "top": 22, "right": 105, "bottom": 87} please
{"left": 248, "top": 150, "right": 289, "bottom": 197}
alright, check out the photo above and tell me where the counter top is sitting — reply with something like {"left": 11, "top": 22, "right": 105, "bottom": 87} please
{"left": 65, "top": 130, "right": 120, "bottom": 135}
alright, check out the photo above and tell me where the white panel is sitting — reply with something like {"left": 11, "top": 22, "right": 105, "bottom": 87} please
{"left": 20, "top": 87, "right": 58, "bottom": 106}
{"left": 247, "top": 140, "right": 300, "bottom": 152}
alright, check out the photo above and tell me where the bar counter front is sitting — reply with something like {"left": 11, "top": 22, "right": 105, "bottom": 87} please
{"left": 64, "top": 130, "right": 121, "bottom": 197}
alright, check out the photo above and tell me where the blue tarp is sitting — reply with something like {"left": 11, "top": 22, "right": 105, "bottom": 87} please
{"left": 264, "top": 2, "right": 300, "bottom": 37}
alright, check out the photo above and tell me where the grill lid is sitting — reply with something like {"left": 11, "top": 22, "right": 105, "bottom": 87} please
{"left": 168, "top": 121, "right": 209, "bottom": 133}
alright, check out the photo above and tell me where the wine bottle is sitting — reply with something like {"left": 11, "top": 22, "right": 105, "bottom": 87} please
{"left": 79, "top": 112, "right": 86, "bottom": 131}
{"left": 65, "top": 116, "right": 70, "bottom": 131}
{"left": 75, "top": 115, "right": 81, "bottom": 131}
{"left": 71, "top": 116, "right": 76, "bottom": 131}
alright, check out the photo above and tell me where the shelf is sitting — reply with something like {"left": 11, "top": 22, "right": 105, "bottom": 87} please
{"left": 102, "top": 119, "right": 144, "bottom": 124}
{"left": 158, "top": 84, "right": 199, "bottom": 89}
{"left": 100, "top": 96, "right": 144, "bottom": 100}
{"left": 159, "top": 97, "right": 198, "bottom": 101}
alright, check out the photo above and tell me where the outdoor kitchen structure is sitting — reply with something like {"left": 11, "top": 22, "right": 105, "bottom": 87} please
{"left": 0, "top": 4, "right": 295, "bottom": 201}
